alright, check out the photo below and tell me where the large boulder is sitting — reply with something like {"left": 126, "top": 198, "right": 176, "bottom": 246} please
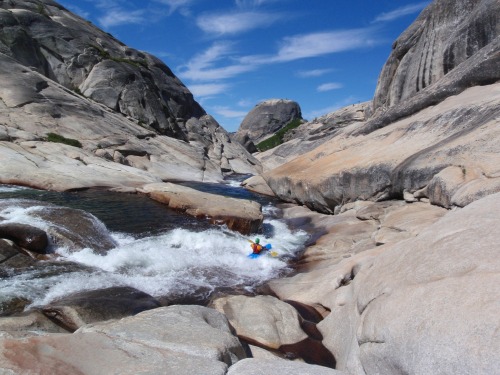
{"left": 268, "top": 192, "right": 500, "bottom": 375}
{"left": 0, "top": 200, "right": 117, "bottom": 253}
{"left": 140, "top": 182, "right": 263, "bottom": 235}
{"left": 0, "top": 305, "right": 246, "bottom": 374}
{"left": 0, "top": 223, "right": 48, "bottom": 253}
{"left": 42, "top": 286, "right": 162, "bottom": 332}
{"left": 233, "top": 99, "right": 302, "bottom": 152}
{"left": 212, "top": 295, "right": 335, "bottom": 367}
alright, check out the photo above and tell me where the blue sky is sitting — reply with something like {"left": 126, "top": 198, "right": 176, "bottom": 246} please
{"left": 61, "top": 0, "right": 430, "bottom": 132}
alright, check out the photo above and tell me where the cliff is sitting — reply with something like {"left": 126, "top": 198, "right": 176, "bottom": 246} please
{"left": 0, "top": 0, "right": 260, "bottom": 191}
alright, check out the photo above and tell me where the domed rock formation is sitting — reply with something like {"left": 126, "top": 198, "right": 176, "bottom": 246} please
{"left": 0, "top": 0, "right": 260, "bottom": 191}
{"left": 233, "top": 99, "right": 302, "bottom": 152}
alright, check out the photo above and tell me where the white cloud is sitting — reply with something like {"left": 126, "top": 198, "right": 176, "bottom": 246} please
{"left": 235, "top": 0, "right": 281, "bottom": 7}
{"left": 178, "top": 42, "right": 256, "bottom": 81}
{"left": 274, "top": 29, "right": 378, "bottom": 62}
{"left": 297, "top": 68, "right": 333, "bottom": 78}
{"left": 373, "top": 2, "right": 429, "bottom": 23}
{"left": 188, "top": 83, "right": 231, "bottom": 97}
{"left": 98, "top": 8, "right": 146, "bottom": 28}
{"left": 237, "top": 99, "right": 253, "bottom": 107}
{"left": 212, "top": 106, "right": 248, "bottom": 118}
{"left": 196, "top": 11, "right": 282, "bottom": 35}
{"left": 317, "top": 82, "right": 343, "bottom": 92}
{"left": 153, "top": 0, "right": 195, "bottom": 15}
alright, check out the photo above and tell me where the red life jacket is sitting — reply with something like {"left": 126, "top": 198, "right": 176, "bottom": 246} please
{"left": 251, "top": 243, "right": 263, "bottom": 254}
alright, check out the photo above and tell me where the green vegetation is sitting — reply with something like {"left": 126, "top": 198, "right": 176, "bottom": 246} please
{"left": 46, "top": 133, "right": 82, "bottom": 148}
{"left": 256, "top": 118, "right": 303, "bottom": 152}
{"left": 89, "top": 45, "right": 148, "bottom": 69}
{"left": 36, "top": 3, "right": 49, "bottom": 17}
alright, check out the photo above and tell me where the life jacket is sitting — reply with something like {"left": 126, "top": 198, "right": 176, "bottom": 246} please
{"left": 251, "top": 243, "right": 263, "bottom": 254}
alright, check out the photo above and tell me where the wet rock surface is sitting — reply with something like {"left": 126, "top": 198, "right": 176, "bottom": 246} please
{"left": 0, "top": 223, "right": 49, "bottom": 253}
{"left": 42, "top": 286, "right": 162, "bottom": 332}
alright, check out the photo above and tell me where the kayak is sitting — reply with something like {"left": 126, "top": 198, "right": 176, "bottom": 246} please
{"left": 247, "top": 243, "right": 273, "bottom": 258}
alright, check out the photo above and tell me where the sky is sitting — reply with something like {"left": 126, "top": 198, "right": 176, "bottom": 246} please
{"left": 61, "top": 0, "right": 431, "bottom": 132}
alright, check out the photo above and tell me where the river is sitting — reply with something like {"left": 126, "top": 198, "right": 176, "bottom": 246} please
{"left": 0, "top": 179, "right": 308, "bottom": 312}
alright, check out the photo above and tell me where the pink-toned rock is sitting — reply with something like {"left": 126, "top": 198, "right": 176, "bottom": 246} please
{"left": 139, "top": 183, "right": 263, "bottom": 234}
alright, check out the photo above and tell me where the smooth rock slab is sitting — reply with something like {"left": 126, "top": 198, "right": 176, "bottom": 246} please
{"left": 42, "top": 286, "right": 162, "bottom": 332}
{"left": 0, "top": 331, "right": 228, "bottom": 375}
{"left": 78, "top": 305, "right": 246, "bottom": 366}
{"left": 0, "top": 305, "right": 246, "bottom": 375}
{"left": 212, "top": 295, "right": 307, "bottom": 349}
{"left": 227, "top": 358, "right": 344, "bottom": 375}
{"left": 140, "top": 182, "right": 263, "bottom": 235}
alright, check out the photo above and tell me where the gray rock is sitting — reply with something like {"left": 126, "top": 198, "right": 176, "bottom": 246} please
{"left": 264, "top": 83, "right": 500, "bottom": 213}
{"left": 78, "top": 305, "right": 246, "bottom": 367}
{"left": 233, "top": 99, "right": 302, "bottom": 151}
{"left": 227, "top": 358, "right": 344, "bottom": 375}
{"left": 256, "top": 102, "right": 371, "bottom": 172}
{"left": 0, "top": 223, "right": 49, "bottom": 253}
{"left": 269, "top": 192, "right": 500, "bottom": 375}
{"left": 0, "top": 199, "right": 117, "bottom": 254}
{"left": 367, "top": 0, "right": 500, "bottom": 133}
{"left": 42, "top": 286, "right": 162, "bottom": 332}
{"left": 212, "top": 295, "right": 307, "bottom": 349}
{"left": 0, "top": 0, "right": 261, "bottom": 189}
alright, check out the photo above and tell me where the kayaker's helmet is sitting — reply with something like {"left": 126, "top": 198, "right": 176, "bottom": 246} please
{"left": 255, "top": 238, "right": 260, "bottom": 244}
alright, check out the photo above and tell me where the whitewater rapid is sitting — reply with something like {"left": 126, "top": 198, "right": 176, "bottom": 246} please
{"left": 0, "top": 185, "right": 308, "bottom": 308}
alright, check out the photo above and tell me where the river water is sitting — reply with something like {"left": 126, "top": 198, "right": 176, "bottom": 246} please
{"left": 0, "top": 180, "right": 308, "bottom": 310}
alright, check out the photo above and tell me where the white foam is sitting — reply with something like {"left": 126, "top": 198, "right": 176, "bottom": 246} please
{"left": 0, "top": 185, "right": 29, "bottom": 193}
{"left": 1, "top": 199, "right": 309, "bottom": 308}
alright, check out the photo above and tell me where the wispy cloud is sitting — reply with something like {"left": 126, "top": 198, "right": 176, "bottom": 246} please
{"left": 196, "top": 11, "right": 282, "bottom": 35}
{"left": 373, "top": 2, "right": 429, "bottom": 23}
{"left": 317, "top": 82, "right": 343, "bottom": 92}
{"left": 212, "top": 106, "right": 248, "bottom": 118}
{"left": 87, "top": 0, "right": 194, "bottom": 28}
{"left": 153, "top": 0, "right": 195, "bottom": 15}
{"left": 297, "top": 68, "right": 333, "bottom": 78}
{"left": 274, "top": 29, "right": 378, "bottom": 62}
{"left": 188, "top": 83, "right": 231, "bottom": 97}
{"left": 178, "top": 42, "right": 256, "bottom": 81}
{"left": 98, "top": 8, "right": 146, "bottom": 28}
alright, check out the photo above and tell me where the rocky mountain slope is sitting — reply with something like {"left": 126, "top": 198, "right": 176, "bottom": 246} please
{"left": 232, "top": 99, "right": 302, "bottom": 152}
{"left": 257, "top": 0, "right": 500, "bottom": 214}
{"left": 0, "top": 0, "right": 260, "bottom": 191}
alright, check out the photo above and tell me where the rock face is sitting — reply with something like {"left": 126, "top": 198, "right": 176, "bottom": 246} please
{"left": 256, "top": 0, "right": 499, "bottom": 212}
{"left": 264, "top": 82, "right": 500, "bottom": 214}
{"left": 268, "top": 192, "right": 500, "bottom": 375}
{"left": 367, "top": 0, "right": 500, "bottom": 133}
{"left": 233, "top": 99, "right": 302, "bottom": 152}
{"left": 256, "top": 102, "right": 371, "bottom": 171}
{"left": 0, "top": 0, "right": 260, "bottom": 191}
